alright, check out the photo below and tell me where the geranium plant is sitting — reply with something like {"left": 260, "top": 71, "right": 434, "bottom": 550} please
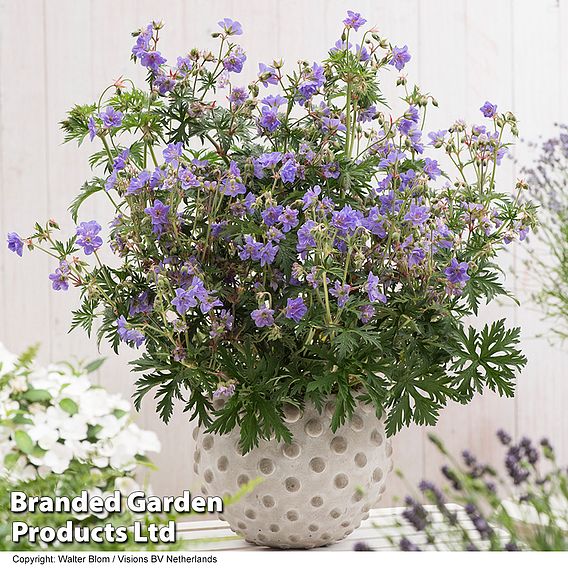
{"left": 7, "top": 13, "right": 536, "bottom": 451}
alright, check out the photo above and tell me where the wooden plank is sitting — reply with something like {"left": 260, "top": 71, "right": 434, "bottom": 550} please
{"left": 43, "top": 0, "right": 99, "bottom": 370}
{"left": 0, "top": 0, "right": 52, "bottom": 363}
{"left": 512, "top": 0, "right": 568, "bottom": 465}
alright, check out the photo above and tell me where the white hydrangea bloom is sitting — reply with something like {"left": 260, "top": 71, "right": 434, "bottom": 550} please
{"left": 0, "top": 342, "right": 160, "bottom": 487}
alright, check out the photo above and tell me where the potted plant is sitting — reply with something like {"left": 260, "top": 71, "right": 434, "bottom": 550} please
{"left": 7, "top": 12, "right": 535, "bottom": 548}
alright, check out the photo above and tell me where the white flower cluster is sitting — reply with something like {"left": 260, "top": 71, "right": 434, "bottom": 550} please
{"left": 0, "top": 343, "right": 160, "bottom": 483}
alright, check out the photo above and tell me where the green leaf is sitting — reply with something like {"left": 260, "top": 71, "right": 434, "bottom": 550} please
{"left": 22, "top": 389, "right": 52, "bottom": 403}
{"left": 14, "top": 430, "right": 34, "bottom": 454}
{"left": 85, "top": 357, "right": 106, "bottom": 374}
{"left": 68, "top": 179, "right": 105, "bottom": 223}
{"left": 448, "top": 319, "right": 526, "bottom": 399}
{"left": 59, "top": 398, "right": 79, "bottom": 416}
{"left": 4, "top": 453, "right": 19, "bottom": 469}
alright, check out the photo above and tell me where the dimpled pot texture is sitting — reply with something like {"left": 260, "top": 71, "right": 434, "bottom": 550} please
{"left": 193, "top": 398, "right": 393, "bottom": 549}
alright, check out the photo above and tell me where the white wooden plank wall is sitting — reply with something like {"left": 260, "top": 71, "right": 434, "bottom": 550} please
{"left": 1, "top": 0, "right": 567, "bottom": 506}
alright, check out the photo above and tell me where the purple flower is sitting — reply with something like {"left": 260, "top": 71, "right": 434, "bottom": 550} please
{"left": 278, "top": 206, "right": 299, "bottom": 232}
{"left": 129, "top": 291, "right": 152, "bottom": 316}
{"left": 408, "top": 247, "right": 426, "bottom": 267}
{"left": 140, "top": 50, "right": 167, "bottom": 72}
{"left": 221, "top": 161, "right": 246, "bottom": 196}
{"left": 223, "top": 47, "right": 246, "bottom": 73}
{"left": 171, "top": 276, "right": 219, "bottom": 315}
{"left": 210, "top": 309, "right": 234, "bottom": 338}
{"left": 279, "top": 158, "right": 298, "bottom": 183}
{"left": 154, "top": 73, "right": 176, "bottom": 95}
{"left": 75, "top": 220, "right": 103, "bottom": 255}
{"left": 297, "top": 63, "right": 325, "bottom": 104}
{"left": 238, "top": 235, "right": 263, "bottom": 261}
{"left": 297, "top": 221, "right": 317, "bottom": 256}
{"left": 132, "top": 23, "right": 153, "bottom": 57}
{"left": 266, "top": 226, "right": 284, "bottom": 243}
{"left": 404, "top": 202, "right": 430, "bottom": 226}
{"left": 321, "top": 117, "right": 346, "bottom": 133}
{"left": 7, "top": 232, "right": 24, "bottom": 257}
{"left": 127, "top": 170, "right": 151, "bottom": 195}
{"left": 213, "top": 384, "right": 236, "bottom": 398}
{"left": 251, "top": 306, "right": 275, "bottom": 328}
{"left": 262, "top": 205, "right": 283, "bottom": 227}
{"left": 284, "top": 296, "right": 307, "bottom": 322}
{"left": 399, "top": 108, "right": 419, "bottom": 136}
{"left": 262, "top": 94, "right": 287, "bottom": 108}
{"left": 322, "top": 162, "right": 340, "bottom": 179}
{"left": 390, "top": 45, "right": 411, "bottom": 71}
{"left": 113, "top": 149, "right": 129, "bottom": 171}
{"left": 480, "top": 101, "right": 498, "bottom": 118}
{"left": 366, "top": 271, "right": 387, "bottom": 303}
{"left": 211, "top": 221, "right": 228, "bottom": 238}
{"left": 228, "top": 86, "right": 248, "bottom": 107}
{"left": 98, "top": 106, "right": 123, "bottom": 129}
{"left": 330, "top": 39, "right": 353, "bottom": 53}
{"left": 242, "top": 192, "right": 257, "bottom": 213}
{"left": 179, "top": 167, "right": 200, "bottom": 190}
{"left": 164, "top": 142, "right": 183, "bottom": 168}
{"left": 428, "top": 130, "right": 447, "bottom": 148}
{"left": 363, "top": 206, "right": 386, "bottom": 238}
{"left": 331, "top": 205, "right": 362, "bottom": 234}
{"left": 423, "top": 158, "right": 441, "bottom": 180}
{"left": 258, "top": 242, "right": 279, "bottom": 266}
{"left": 117, "top": 315, "right": 145, "bottom": 348}
{"left": 88, "top": 116, "right": 97, "bottom": 141}
{"left": 171, "top": 287, "right": 198, "bottom": 315}
{"left": 150, "top": 167, "right": 166, "bottom": 189}
{"left": 218, "top": 18, "right": 243, "bottom": 36}
{"left": 343, "top": 10, "right": 366, "bottom": 30}
{"left": 259, "top": 106, "right": 280, "bottom": 132}
{"left": 330, "top": 281, "right": 351, "bottom": 307}
{"left": 358, "top": 105, "right": 376, "bottom": 123}
{"left": 105, "top": 171, "right": 117, "bottom": 191}
{"left": 144, "top": 199, "right": 170, "bottom": 235}
{"left": 359, "top": 304, "right": 376, "bottom": 323}
{"left": 357, "top": 44, "right": 370, "bottom": 62}
{"left": 48, "top": 261, "right": 70, "bottom": 291}
{"left": 175, "top": 56, "right": 193, "bottom": 77}
{"left": 253, "top": 152, "right": 282, "bottom": 178}
{"left": 258, "top": 63, "right": 279, "bottom": 87}
{"left": 444, "top": 258, "right": 470, "bottom": 284}
{"left": 302, "top": 185, "right": 321, "bottom": 210}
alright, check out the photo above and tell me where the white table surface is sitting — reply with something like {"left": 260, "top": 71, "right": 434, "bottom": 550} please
{"left": 177, "top": 504, "right": 479, "bottom": 551}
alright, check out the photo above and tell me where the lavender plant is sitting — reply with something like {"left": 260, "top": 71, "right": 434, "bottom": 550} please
{"left": 7, "top": 13, "right": 536, "bottom": 451}
{"left": 359, "top": 432, "right": 568, "bottom": 551}
{"left": 523, "top": 125, "right": 568, "bottom": 339}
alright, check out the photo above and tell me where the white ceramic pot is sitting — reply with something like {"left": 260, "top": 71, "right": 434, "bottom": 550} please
{"left": 193, "top": 398, "right": 392, "bottom": 549}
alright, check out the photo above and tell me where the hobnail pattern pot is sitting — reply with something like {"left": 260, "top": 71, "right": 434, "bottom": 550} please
{"left": 193, "top": 398, "right": 392, "bottom": 549}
